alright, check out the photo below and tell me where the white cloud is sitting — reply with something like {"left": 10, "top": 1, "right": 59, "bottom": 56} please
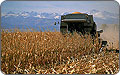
{"left": 21, "top": 13, "right": 29, "bottom": 16}
{"left": 93, "top": 12, "right": 106, "bottom": 19}
{"left": 34, "top": 15, "right": 46, "bottom": 18}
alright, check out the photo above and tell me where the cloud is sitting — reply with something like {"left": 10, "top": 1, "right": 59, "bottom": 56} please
{"left": 34, "top": 15, "right": 46, "bottom": 18}
{"left": 93, "top": 12, "right": 106, "bottom": 19}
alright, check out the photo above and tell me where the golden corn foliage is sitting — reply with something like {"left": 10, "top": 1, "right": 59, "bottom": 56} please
{"left": 1, "top": 29, "right": 119, "bottom": 74}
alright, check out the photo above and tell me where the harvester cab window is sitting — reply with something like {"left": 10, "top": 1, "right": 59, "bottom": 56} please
{"left": 68, "top": 22, "right": 84, "bottom": 33}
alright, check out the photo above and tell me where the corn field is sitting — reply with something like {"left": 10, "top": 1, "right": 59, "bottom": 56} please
{"left": 1, "top": 29, "right": 119, "bottom": 74}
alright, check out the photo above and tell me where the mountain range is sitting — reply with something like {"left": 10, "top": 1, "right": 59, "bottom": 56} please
{"left": 1, "top": 9, "right": 119, "bottom": 31}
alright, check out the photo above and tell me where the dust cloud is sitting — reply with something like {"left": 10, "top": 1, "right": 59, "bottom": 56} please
{"left": 99, "top": 24, "right": 119, "bottom": 49}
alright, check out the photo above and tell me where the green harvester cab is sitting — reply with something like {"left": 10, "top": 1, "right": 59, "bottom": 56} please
{"left": 60, "top": 12, "right": 97, "bottom": 36}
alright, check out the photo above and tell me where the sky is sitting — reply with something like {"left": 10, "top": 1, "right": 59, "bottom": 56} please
{"left": 1, "top": 1, "right": 119, "bottom": 14}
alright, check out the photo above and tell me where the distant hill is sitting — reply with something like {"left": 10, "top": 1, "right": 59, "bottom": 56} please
{"left": 1, "top": 11, "right": 60, "bottom": 31}
{"left": 1, "top": 9, "right": 119, "bottom": 31}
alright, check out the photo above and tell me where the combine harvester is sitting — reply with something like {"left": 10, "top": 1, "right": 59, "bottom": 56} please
{"left": 56, "top": 12, "right": 118, "bottom": 53}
